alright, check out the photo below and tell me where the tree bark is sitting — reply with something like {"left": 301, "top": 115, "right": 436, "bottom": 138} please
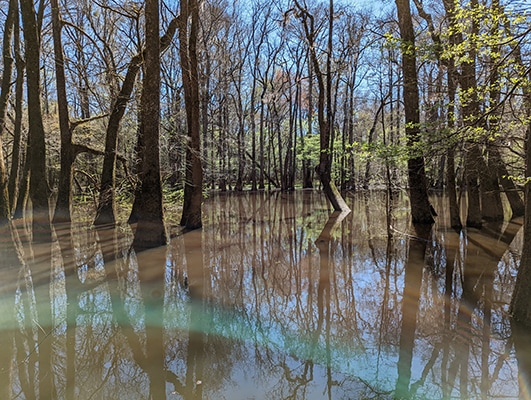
{"left": 294, "top": 0, "right": 349, "bottom": 212}
{"left": 20, "top": 0, "right": 51, "bottom": 240}
{"left": 95, "top": 17, "right": 178, "bottom": 226}
{"left": 178, "top": 0, "right": 203, "bottom": 229}
{"left": 395, "top": 0, "right": 434, "bottom": 224}
{"left": 8, "top": 6, "right": 24, "bottom": 214}
{"left": 510, "top": 114, "right": 531, "bottom": 324}
{"left": 132, "top": 0, "right": 167, "bottom": 249}
{"left": 51, "top": 0, "right": 76, "bottom": 223}
{"left": 0, "top": 0, "right": 17, "bottom": 222}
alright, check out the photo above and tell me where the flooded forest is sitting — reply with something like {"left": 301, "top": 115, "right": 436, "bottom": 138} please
{"left": 2, "top": 0, "right": 531, "bottom": 399}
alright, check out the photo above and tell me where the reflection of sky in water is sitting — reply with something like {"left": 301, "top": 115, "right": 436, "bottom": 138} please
{"left": 0, "top": 192, "right": 528, "bottom": 399}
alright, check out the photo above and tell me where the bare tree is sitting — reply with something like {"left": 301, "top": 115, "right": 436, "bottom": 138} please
{"left": 292, "top": 0, "right": 350, "bottom": 212}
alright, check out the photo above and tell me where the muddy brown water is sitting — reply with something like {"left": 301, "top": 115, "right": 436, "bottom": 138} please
{"left": 0, "top": 190, "right": 528, "bottom": 399}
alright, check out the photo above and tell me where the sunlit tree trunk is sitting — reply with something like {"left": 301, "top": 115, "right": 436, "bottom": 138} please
{"left": 20, "top": 0, "right": 51, "bottom": 240}
{"left": 8, "top": 8, "right": 24, "bottom": 215}
{"left": 0, "top": 0, "right": 17, "bottom": 222}
{"left": 303, "top": 54, "right": 314, "bottom": 189}
{"left": 395, "top": 0, "right": 434, "bottom": 224}
{"left": 294, "top": 0, "right": 349, "bottom": 212}
{"left": 179, "top": 0, "right": 203, "bottom": 229}
{"left": 51, "top": 0, "right": 76, "bottom": 223}
{"left": 96, "top": 17, "right": 178, "bottom": 226}
{"left": 131, "top": 0, "right": 167, "bottom": 249}
{"left": 510, "top": 68, "right": 531, "bottom": 325}
{"left": 95, "top": 52, "right": 142, "bottom": 226}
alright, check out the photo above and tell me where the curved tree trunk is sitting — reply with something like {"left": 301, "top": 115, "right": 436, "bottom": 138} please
{"left": 294, "top": 0, "right": 349, "bottom": 213}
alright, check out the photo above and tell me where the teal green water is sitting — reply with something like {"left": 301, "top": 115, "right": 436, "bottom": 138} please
{"left": 0, "top": 191, "right": 528, "bottom": 399}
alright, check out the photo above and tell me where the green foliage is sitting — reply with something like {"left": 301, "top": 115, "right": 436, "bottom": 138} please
{"left": 297, "top": 133, "right": 320, "bottom": 165}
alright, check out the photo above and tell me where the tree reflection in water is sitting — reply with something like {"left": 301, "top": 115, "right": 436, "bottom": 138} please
{"left": 0, "top": 191, "right": 527, "bottom": 399}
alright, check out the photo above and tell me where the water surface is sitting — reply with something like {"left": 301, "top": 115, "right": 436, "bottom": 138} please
{"left": 0, "top": 190, "right": 528, "bottom": 399}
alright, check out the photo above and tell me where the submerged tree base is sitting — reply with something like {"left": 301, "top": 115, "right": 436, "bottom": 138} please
{"left": 132, "top": 220, "right": 167, "bottom": 251}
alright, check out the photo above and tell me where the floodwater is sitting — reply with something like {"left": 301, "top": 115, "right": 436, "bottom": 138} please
{"left": 0, "top": 190, "right": 529, "bottom": 399}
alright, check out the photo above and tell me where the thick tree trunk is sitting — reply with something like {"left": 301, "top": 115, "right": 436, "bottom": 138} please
{"left": 464, "top": 143, "right": 483, "bottom": 228}
{"left": 490, "top": 147, "right": 525, "bottom": 218}
{"left": 20, "top": 0, "right": 51, "bottom": 240}
{"left": 132, "top": 0, "right": 167, "bottom": 249}
{"left": 95, "top": 18, "right": 178, "bottom": 226}
{"left": 511, "top": 122, "right": 531, "bottom": 324}
{"left": 480, "top": 146, "right": 504, "bottom": 221}
{"left": 395, "top": 0, "right": 434, "bottom": 224}
{"left": 179, "top": 0, "right": 203, "bottom": 230}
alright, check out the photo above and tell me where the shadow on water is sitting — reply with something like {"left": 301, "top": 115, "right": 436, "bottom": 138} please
{"left": 0, "top": 190, "right": 529, "bottom": 399}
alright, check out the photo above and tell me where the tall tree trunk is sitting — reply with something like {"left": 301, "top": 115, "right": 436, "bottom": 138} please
{"left": 510, "top": 91, "right": 531, "bottom": 325}
{"left": 395, "top": 0, "right": 434, "bottom": 224}
{"left": 51, "top": 0, "right": 76, "bottom": 223}
{"left": 132, "top": 0, "right": 167, "bottom": 249}
{"left": 8, "top": 7, "right": 24, "bottom": 214}
{"left": 294, "top": 0, "right": 349, "bottom": 212}
{"left": 95, "top": 53, "right": 143, "bottom": 226}
{"left": 96, "top": 18, "right": 178, "bottom": 226}
{"left": 179, "top": 0, "right": 203, "bottom": 229}
{"left": 445, "top": 39, "right": 462, "bottom": 230}
{"left": 302, "top": 50, "right": 314, "bottom": 189}
{"left": 20, "top": 0, "right": 51, "bottom": 240}
{"left": 0, "top": 0, "right": 17, "bottom": 222}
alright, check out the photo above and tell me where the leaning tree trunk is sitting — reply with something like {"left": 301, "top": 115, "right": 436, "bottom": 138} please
{"left": 396, "top": 0, "right": 434, "bottom": 224}
{"left": 294, "top": 0, "right": 349, "bottom": 213}
{"left": 20, "top": 0, "right": 51, "bottom": 240}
